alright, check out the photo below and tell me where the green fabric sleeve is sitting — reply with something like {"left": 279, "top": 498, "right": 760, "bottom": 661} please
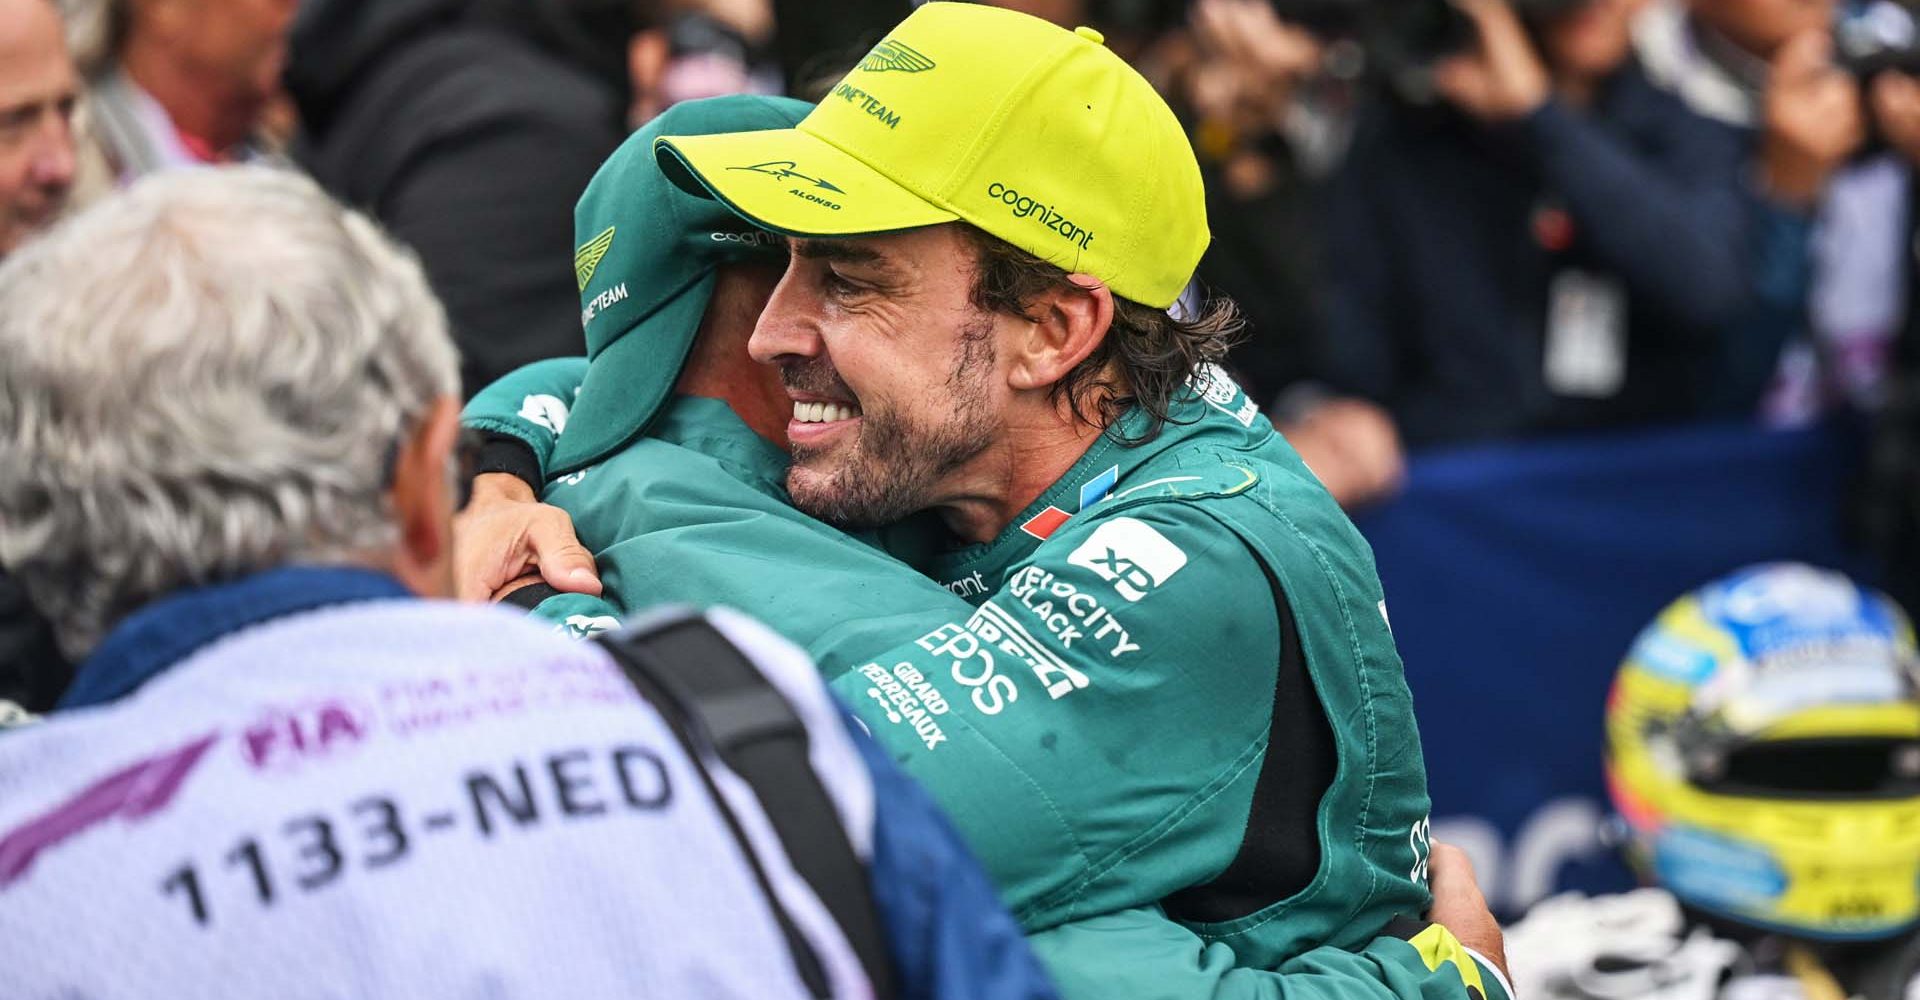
{"left": 460, "top": 356, "right": 590, "bottom": 476}
{"left": 1025, "top": 907, "right": 1510, "bottom": 1000}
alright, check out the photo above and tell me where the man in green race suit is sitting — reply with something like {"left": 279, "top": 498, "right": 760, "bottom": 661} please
{"left": 457, "top": 8, "right": 1508, "bottom": 997}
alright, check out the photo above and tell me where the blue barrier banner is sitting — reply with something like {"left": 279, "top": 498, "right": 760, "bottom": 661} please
{"left": 1354, "top": 420, "right": 1868, "bottom": 916}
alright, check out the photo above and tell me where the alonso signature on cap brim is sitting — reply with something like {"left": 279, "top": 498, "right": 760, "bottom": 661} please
{"left": 654, "top": 127, "right": 957, "bottom": 239}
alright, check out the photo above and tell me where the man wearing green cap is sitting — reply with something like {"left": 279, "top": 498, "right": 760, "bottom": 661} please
{"left": 459, "top": 6, "right": 1509, "bottom": 998}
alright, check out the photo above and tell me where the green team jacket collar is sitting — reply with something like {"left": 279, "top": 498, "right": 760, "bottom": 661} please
{"left": 927, "top": 374, "right": 1264, "bottom": 590}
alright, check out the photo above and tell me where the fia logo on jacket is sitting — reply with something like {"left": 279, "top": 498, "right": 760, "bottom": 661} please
{"left": 1067, "top": 518, "right": 1188, "bottom": 601}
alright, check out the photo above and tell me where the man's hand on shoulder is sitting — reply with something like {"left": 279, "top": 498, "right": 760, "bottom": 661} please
{"left": 452, "top": 473, "right": 602, "bottom": 603}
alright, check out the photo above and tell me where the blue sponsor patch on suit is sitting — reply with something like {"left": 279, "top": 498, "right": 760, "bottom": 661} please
{"left": 1079, "top": 466, "right": 1119, "bottom": 511}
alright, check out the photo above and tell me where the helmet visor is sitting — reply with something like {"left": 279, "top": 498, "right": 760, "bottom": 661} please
{"left": 1691, "top": 737, "right": 1920, "bottom": 799}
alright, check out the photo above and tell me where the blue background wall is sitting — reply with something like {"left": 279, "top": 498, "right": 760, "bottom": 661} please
{"left": 1355, "top": 421, "right": 1869, "bottom": 915}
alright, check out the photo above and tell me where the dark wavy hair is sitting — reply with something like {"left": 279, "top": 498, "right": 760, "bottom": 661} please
{"left": 963, "top": 226, "right": 1244, "bottom": 444}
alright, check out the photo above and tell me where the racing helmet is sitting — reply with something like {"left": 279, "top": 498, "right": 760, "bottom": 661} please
{"left": 1605, "top": 563, "right": 1920, "bottom": 940}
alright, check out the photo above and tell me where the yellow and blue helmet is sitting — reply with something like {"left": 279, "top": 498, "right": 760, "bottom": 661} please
{"left": 1606, "top": 563, "right": 1920, "bottom": 941}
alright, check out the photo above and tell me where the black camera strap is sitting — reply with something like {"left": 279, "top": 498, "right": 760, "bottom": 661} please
{"left": 594, "top": 615, "right": 896, "bottom": 1000}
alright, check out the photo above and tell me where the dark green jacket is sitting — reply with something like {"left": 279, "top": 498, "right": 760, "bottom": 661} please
{"left": 466, "top": 361, "right": 1509, "bottom": 1000}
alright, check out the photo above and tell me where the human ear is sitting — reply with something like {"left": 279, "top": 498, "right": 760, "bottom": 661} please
{"left": 388, "top": 396, "right": 461, "bottom": 598}
{"left": 1007, "top": 274, "right": 1115, "bottom": 392}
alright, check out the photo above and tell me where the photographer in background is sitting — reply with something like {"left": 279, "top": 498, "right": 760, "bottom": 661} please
{"left": 1632, "top": 0, "right": 1920, "bottom": 618}
{"left": 1634, "top": 0, "right": 1894, "bottom": 423}
{"left": 1320, "top": 0, "right": 1756, "bottom": 448}
{"left": 1180, "top": 0, "right": 1327, "bottom": 411}
{"left": 1131, "top": 0, "right": 1408, "bottom": 508}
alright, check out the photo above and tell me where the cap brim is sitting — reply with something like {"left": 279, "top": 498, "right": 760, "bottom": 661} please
{"left": 655, "top": 127, "right": 957, "bottom": 238}
{"left": 549, "top": 272, "right": 715, "bottom": 476}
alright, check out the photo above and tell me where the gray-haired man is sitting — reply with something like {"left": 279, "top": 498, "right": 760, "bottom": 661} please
{"left": 0, "top": 166, "right": 1053, "bottom": 999}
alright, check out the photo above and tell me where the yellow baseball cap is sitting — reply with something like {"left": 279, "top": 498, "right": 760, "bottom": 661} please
{"left": 652, "top": 1, "right": 1208, "bottom": 309}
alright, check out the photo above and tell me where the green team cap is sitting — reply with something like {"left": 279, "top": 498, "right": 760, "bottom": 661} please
{"left": 652, "top": 2, "right": 1210, "bottom": 309}
{"left": 551, "top": 94, "right": 811, "bottom": 475}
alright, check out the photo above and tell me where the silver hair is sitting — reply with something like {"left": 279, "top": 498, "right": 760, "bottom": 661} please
{"left": 0, "top": 166, "right": 460, "bottom": 658}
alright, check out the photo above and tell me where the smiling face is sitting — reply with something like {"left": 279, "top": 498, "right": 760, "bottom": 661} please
{"left": 747, "top": 224, "right": 1016, "bottom": 529}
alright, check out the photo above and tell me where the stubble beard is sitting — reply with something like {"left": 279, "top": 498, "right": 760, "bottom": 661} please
{"left": 786, "top": 316, "right": 1000, "bottom": 530}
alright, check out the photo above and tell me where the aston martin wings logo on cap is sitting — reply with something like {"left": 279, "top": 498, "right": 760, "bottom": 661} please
{"left": 574, "top": 226, "right": 616, "bottom": 292}
{"left": 860, "top": 39, "right": 936, "bottom": 73}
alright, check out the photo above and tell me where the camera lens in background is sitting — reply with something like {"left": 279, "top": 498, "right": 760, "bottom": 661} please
{"left": 1833, "top": 0, "right": 1920, "bottom": 156}
{"left": 1359, "top": 0, "right": 1596, "bottom": 103}
{"left": 1836, "top": 0, "right": 1920, "bottom": 80}
{"left": 1359, "top": 0, "right": 1475, "bottom": 102}
{"left": 1376, "top": 0, "right": 1474, "bottom": 62}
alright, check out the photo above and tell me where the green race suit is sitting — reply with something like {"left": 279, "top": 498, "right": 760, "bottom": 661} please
{"left": 466, "top": 359, "right": 1506, "bottom": 1000}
